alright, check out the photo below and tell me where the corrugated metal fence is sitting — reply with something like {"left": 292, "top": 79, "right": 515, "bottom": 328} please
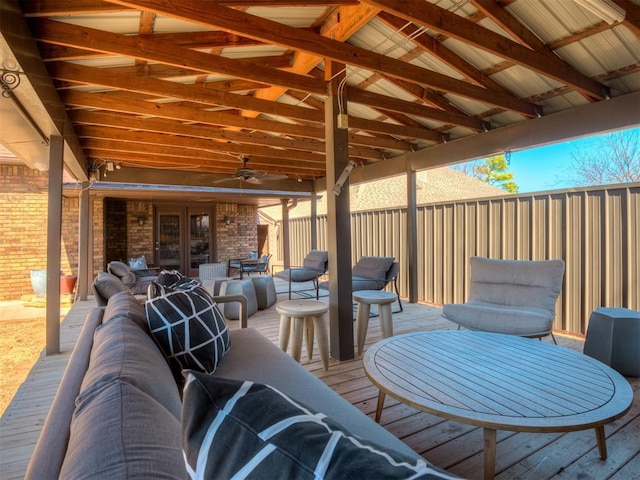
{"left": 284, "top": 183, "right": 639, "bottom": 335}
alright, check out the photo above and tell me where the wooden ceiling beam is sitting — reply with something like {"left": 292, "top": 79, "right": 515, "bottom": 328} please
{"left": 48, "top": 62, "right": 323, "bottom": 123}
{"left": 70, "top": 110, "right": 328, "bottom": 153}
{"left": 70, "top": 109, "right": 401, "bottom": 156}
{"left": 61, "top": 90, "right": 326, "bottom": 138}
{"left": 377, "top": 12, "right": 511, "bottom": 96}
{"left": 23, "top": 0, "right": 359, "bottom": 17}
{"left": 348, "top": 87, "right": 488, "bottom": 132}
{"left": 84, "top": 141, "right": 327, "bottom": 173}
{"left": 284, "top": 90, "right": 415, "bottom": 152}
{"left": 251, "top": 2, "right": 381, "bottom": 110}
{"left": 31, "top": 19, "right": 326, "bottom": 95}
{"left": 363, "top": 0, "right": 609, "bottom": 101}
{"left": 77, "top": 126, "right": 328, "bottom": 164}
{"left": 105, "top": 0, "right": 541, "bottom": 116}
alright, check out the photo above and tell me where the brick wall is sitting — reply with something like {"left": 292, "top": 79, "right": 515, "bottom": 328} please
{"left": 0, "top": 163, "right": 258, "bottom": 300}
{"left": 0, "top": 164, "right": 86, "bottom": 300}
{"left": 215, "top": 203, "right": 258, "bottom": 261}
{"left": 126, "top": 201, "right": 154, "bottom": 262}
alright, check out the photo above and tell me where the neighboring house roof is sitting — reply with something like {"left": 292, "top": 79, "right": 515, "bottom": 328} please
{"left": 260, "top": 167, "right": 505, "bottom": 220}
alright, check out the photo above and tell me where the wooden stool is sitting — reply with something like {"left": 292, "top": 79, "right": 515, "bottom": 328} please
{"left": 353, "top": 290, "right": 398, "bottom": 355}
{"left": 276, "top": 299, "right": 330, "bottom": 370}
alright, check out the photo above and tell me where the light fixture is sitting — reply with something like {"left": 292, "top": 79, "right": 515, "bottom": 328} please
{"left": 223, "top": 216, "right": 233, "bottom": 225}
{"left": 132, "top": 201, "right": 148, "bottom": 226}
{"left": 574, "top": 0, "right": 626, "bottom": 25}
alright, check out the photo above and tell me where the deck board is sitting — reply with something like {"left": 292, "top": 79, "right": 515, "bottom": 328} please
{"left": 1, "top": 290, "right": 638, "bottom": 480}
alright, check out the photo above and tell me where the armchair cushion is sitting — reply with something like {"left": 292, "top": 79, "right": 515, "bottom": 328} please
{"left": 442, "top": 301, "right": 555, "bottom": 337}
{"left": 128, "top": 255, "right": 148, "bottom": 269}
{"left": 352, "top": 277, "right": 386, "bottom": 291}
{"left": 352, "top": 256, "right": 394, "bottom": 282}
{"left": 467, "top": 257, "right": 564, "bottom": 315}
{"left": 302, "top": 250, "right": 328, "bottom": 271}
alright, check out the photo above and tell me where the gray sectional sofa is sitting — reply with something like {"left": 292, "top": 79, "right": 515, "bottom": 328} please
{"left": 26, "top": 291, "right": 453, "bottom": 479}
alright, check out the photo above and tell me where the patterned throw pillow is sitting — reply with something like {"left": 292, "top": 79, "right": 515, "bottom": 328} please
{"left": 145, "top": 281, "right": 230, "bottom": 375}
{"left": 155, "top": 269, "right": 187, "bottom": 287}
{"left": 182, "top": 372, "right": 458, "bottom": 480}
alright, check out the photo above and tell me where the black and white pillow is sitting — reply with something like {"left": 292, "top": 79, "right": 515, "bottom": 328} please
{"left": 145, "top": 282, "right": 230, "bottom": 375}
{"left": 182, "top": 372, "right": 458, "bottom": 480}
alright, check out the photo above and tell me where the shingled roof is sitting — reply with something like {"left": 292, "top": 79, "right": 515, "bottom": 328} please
{"left": 260, "top": 167, "right": 504, "bottom": 219}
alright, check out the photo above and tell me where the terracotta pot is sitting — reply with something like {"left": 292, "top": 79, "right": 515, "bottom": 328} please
{"left": 60, "top": 275, "right": 78, "bottom": 294}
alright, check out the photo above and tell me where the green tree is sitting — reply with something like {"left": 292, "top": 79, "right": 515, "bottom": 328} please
{"left": 560, "top": 129, "right": 640, "bottom": 186}
{"left": 453, "top": 155, "right": 519, "bottom": 193}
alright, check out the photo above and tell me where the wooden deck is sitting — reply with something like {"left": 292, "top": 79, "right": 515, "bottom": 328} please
{"left": 1, "top": 289, "right": 638, "bottom": 479}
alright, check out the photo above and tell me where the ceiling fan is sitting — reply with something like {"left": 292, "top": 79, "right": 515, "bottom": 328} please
{"left": 214, "top": 156, "right": 288, "bottom": 184}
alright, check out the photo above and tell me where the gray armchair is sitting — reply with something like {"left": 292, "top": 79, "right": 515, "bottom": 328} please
{"left": 442, "top": 256, "right": 565, "bottom": 343}
{"left": 319, "top": 256, "right": 403, "bottom": 312}
{"left": 274, "top": 250, "right": 328, "bottom": 299}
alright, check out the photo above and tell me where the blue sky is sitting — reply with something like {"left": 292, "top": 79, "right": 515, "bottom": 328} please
{"left": 491, "top": 127, "right": 639, "bottom": 193}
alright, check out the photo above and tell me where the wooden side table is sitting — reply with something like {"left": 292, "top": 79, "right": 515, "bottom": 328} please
{"left": 276, "top": 299, "right": 330, "bottom": 370}
{"left": 353, "top": 290, "right": 398, "bottom": 355}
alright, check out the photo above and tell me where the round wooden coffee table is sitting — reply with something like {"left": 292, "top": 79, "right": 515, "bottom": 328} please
{"left": 364, "top": 330, "right": 633, "bottom": 480}
{"left": 276, "top": 299, "right": 330, "bottom": 370}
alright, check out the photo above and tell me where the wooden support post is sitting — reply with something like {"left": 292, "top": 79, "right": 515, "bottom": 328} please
{"left": 407, "top": 169, "right": 418, "bottom": 303}
{"left": 78, "top": 181, "right": 90, "bottom": 300}
{"left": 325, "top": 61, "right": 354, "bottom": 361}
{"left": 46, "top": 135, "right": 63, "bottom": 355}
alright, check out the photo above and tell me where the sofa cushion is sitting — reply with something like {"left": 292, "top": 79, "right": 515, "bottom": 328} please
{"left": 146, "top": 281, "right": 230, "bottom": 375}
{"left": 107, "top": 261, "right": 136, "bottom": 287}
{"left": 302, "top": 250, "right": 328, "bottom": 271}
{"left": 93, "top": 272, "right": 129, "bottom": 301}
{"left": 352, "top": 256, "right": 394, "bottom": 281}
{"left": 80, "top": 315, "right": 182, "bottom": 419}
{"left": 182, "top": 372, "right": 453, "bottom": 480}
{"left": 215, "top": 328, "right": 421, "bottom": 458}
{"left": 60, "top": 378, "right": 186, "bottom": 479}
{"left": 103, "top": 290, "right": 148, "bottom": 330}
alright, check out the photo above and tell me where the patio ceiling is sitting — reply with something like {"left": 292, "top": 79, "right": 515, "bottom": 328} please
{"left": 1, "top": 0, "right": 639, "bottom": 198}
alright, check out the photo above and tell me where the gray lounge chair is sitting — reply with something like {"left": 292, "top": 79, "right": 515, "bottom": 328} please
{"left": 274, "top": 250, "right": 328, "bottom": 299}
{"left": 442, "top": 256, "right": 565, "bottom": 343}
{"left": 319, "top": 256, "right": 403, "bottom": 312}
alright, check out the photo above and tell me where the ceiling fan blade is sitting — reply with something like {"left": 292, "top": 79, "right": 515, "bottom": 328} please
{"left": 212, "top": 176, "right": 240, "bottom": 184}
{"left": 245, "top": 176, "right": 263, "bottom": 184}
{"left": 256, "top": 172, "right": 288, "bottom": 181}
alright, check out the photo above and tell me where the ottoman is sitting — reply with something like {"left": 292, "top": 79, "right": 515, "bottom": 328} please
{"left": 219, "top": 279, "right": 258, "bottom": 320}
{"left": 251, "top": 275, "right": 277, "bottom": 310}
{"left": 202, "top": 276, "right": 232, "bottom": 296}
{"left": 583, "top": 307, "right": 640, "bottom": 376}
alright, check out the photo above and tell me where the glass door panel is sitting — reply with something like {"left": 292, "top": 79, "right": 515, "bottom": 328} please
{"left": 157, "top": 210, "right": 183, "bottom": 271}
{"left": 189, "top": 211, "right": 210, "bottom": 276}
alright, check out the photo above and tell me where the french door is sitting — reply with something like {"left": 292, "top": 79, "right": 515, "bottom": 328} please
{"left": 155, "top": 206, "right": 214, "bottom": 277}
